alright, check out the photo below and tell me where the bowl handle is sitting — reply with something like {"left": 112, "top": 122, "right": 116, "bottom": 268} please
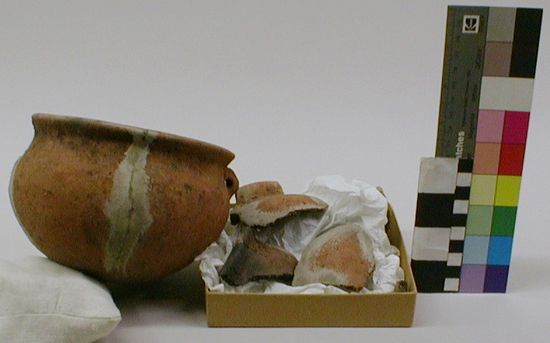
{"left": 224, "top": 168, "right": 239, "bottom": 197}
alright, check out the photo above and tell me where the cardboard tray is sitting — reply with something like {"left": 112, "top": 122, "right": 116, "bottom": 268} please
{"left": 205, "top": 204, "right": 417, "bottom": 327}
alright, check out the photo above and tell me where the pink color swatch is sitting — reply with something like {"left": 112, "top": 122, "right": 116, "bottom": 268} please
{"left": 476, "top": 110, "right": 505, "bottom": 143}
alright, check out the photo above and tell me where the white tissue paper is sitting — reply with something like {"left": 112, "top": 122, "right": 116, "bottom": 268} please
{"left": 0, "top": 256, "right": 121, "bottom": 343}
{"left": 197, "top": 175, "right": 405, "bottom": 294}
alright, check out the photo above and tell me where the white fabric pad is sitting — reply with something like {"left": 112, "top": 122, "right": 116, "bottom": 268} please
{"left": 0, "top": 256, "right": 121, "bottom": 343}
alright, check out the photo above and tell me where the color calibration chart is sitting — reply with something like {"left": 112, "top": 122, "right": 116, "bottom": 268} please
{"left": 411, "top": 6, "right": 543, "bottom": 293}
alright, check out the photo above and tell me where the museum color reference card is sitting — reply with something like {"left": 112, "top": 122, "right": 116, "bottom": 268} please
{"left": 411, "top": 6, "right": 542, "bottom": 293}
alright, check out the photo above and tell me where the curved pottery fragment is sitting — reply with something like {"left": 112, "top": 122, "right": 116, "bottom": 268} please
{"left": 10, "top": 113, "right": 239, "bottom": 282}
{"left": 292, "top": 224, "right": 376, "bottom": 291}
{"left": 219, "top": 229, "right": 298, "bottom": 286}
{"left": 231, "top": 181, "right": 328, "bottom": 227}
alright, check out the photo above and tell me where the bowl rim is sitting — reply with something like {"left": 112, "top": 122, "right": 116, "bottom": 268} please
{"left": 32, "top": 113, "right": 236, "bottom": 164}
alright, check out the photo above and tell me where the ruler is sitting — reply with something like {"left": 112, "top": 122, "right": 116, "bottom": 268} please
{"left": 412, "top": 6, "right": 543, "bottom": 293}
{"left": 436, "top": 6, "right": 489, "bottom": 159}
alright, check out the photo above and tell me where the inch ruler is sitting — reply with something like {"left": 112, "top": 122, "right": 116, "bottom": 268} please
{"left": 436, "top": 6, "right": 489, "bottom": 159}
{"left": 412, "top": 6, "right": 543, "bottom": 293}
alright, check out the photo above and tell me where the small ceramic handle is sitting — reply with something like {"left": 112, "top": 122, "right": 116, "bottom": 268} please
{"left": 224, "top": 168, "right": 239, "bottom": 197}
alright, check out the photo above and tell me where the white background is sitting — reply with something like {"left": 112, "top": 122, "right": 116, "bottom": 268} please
{"left": 1, "top": 1, "right": 549, "bottom": 342}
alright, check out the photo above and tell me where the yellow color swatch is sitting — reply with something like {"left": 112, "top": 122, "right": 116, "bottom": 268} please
{"left": 469, "top": 174, "right": 498, "bottom": 205}
{"left": 495, "top": 175, "right": 522, "bottom": 206}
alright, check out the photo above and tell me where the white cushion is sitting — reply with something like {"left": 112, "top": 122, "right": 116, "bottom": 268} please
{"left": 0, "top": 256, "right": 121, "bottom": 343}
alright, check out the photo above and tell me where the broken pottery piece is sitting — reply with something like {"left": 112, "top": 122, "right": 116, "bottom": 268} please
{"left": 233, "top": 194, "right": 328, "bottom": 227}
{"left": 235, "top": 181, "right": 284, "bottom": 205}
{"left": 292, "top": 224, "right": 376, "bottom": 291}
{"left": 219, "top": 229, "right": 298, "bottom": 286}
{"left": 231, "top": 181, "right": 328, "bottom": 227}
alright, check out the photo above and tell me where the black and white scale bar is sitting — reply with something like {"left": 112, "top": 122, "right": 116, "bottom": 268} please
{"left": 411, "top": 158, "right": 472, "bottom": 292}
